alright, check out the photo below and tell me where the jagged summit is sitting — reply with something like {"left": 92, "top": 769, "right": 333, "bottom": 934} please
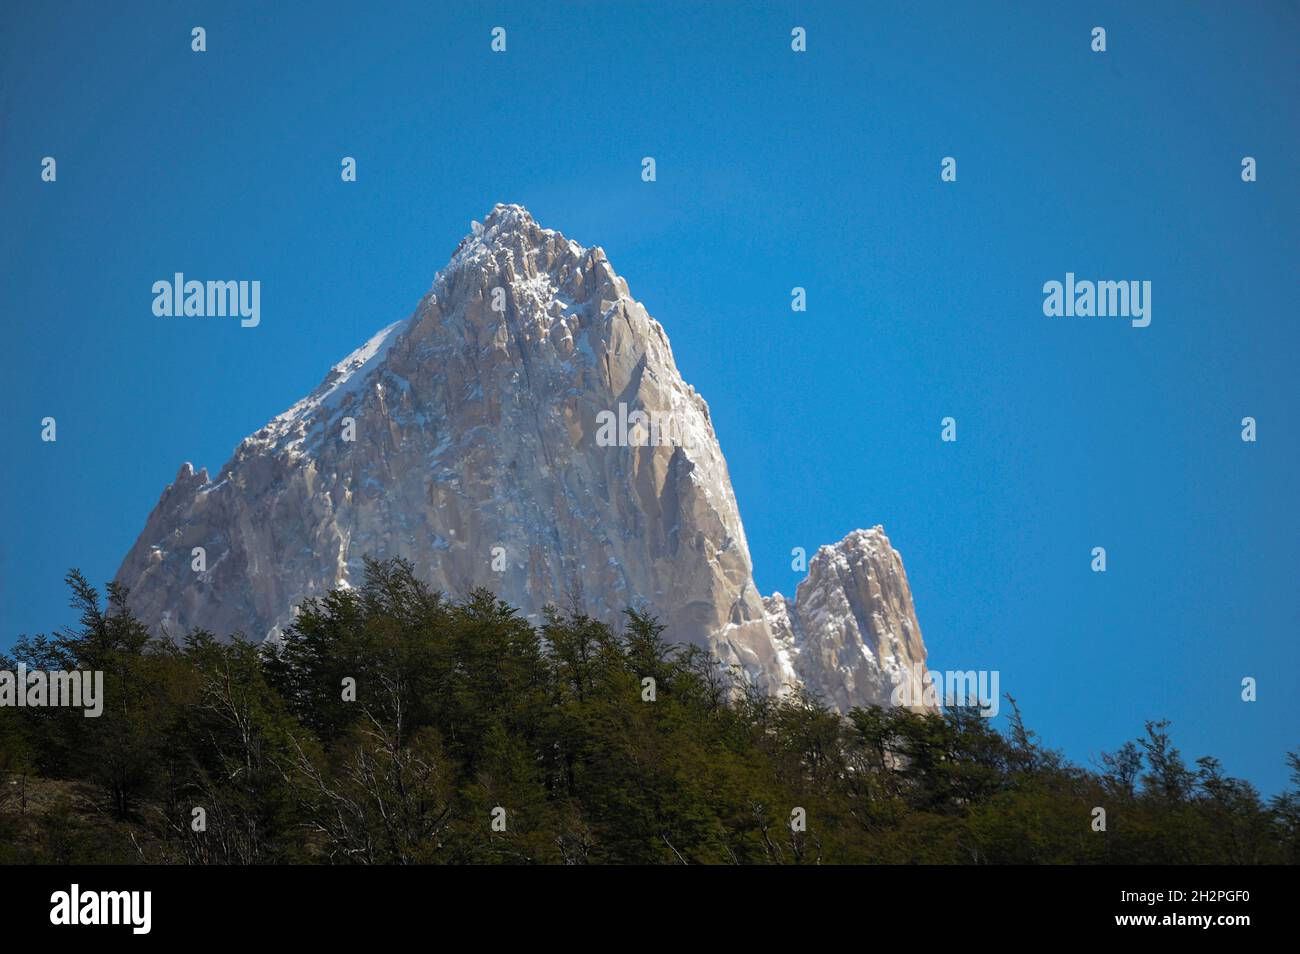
{"left": 234, "top": 209, "right": 585, "bottom": 461}
{"left": 442, "top": 204, "right": 584, "bottom": 285}
{"left": 476, "top": 201, "right": 543, "bottom": 235}
{"left": 764, "top": 526, "right": 929, "bottom": 712}
{"left": 115, "top": 208, "right": 929, "bottom": 710}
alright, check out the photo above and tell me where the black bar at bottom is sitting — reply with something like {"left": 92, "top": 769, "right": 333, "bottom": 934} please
{"left": 0, "top": 863, "right": 1284, "bottom": 940}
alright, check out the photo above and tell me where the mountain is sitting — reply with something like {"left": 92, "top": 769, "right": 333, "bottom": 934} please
{"left": 763, "top": 528, "right": 928, "bottom": 712}
{"left": 114, "top": 204, "right": 930, "bottom": 709}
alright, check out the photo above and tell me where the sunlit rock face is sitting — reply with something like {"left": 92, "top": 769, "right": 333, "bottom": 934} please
{"left": 764, "top": 528, "right": 930, "bottom": 711}
{"left": 116, "top": 205, "right": 930, "bottom": 709}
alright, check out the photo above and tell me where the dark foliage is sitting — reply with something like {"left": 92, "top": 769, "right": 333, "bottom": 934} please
{"left": 1, "top": 560, "right": 1295, "bottom": 864}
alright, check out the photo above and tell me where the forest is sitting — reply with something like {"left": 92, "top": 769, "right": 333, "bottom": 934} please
{"left": 1, "top": 558, "right": 1296, "bottom": 865}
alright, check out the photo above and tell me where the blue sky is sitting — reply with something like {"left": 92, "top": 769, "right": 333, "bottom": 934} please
{"left": 2, "top": 1, "right": 1296, "bottom": 791}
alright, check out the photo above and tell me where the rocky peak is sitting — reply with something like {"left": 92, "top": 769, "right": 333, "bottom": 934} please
{"left": 764, "top": 527, "right": 930, "bottom": 712}
{"left": 115, "top": 205, "right": 931, "bottom": 711}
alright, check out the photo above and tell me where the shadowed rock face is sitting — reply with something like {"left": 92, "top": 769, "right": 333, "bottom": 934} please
{"left": 116, "top": 204, "right": 929, "bottom": 709}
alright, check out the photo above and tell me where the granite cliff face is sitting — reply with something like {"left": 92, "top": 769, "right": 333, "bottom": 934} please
{"left": 115, "top": 205, "right": 929, "bottom": 709}
{"left": 763, "top": 528, "right": 928, "bottom": 712}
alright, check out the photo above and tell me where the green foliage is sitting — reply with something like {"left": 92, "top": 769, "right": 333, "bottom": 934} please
{"left": 0, "top": 559, "right": 1295, "bottom": 864}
